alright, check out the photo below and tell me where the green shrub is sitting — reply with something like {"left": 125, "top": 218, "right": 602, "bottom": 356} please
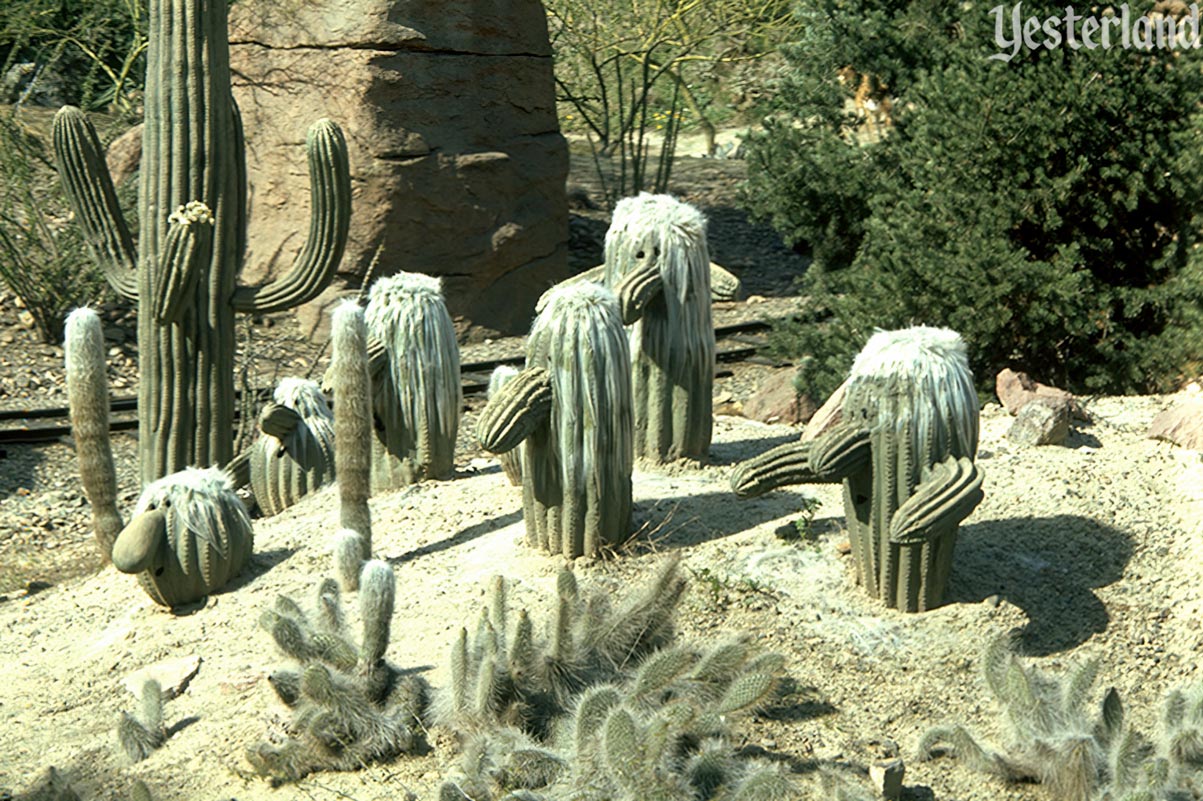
{"left": 744, "top": 0, "right": 1203, "bottom": 398}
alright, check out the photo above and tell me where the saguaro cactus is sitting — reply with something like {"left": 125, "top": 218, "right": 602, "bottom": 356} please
{"left": 111, "top": 466, "right": 254, "bottom": 607}
{"left": 731, "top": 326, "right": 985, "bottom": 612}
{"left": 364, "top": 272, "right": 462, "bottom": 488}
{"left": 250, "top": 378, "right": 336, "bottom": 517}
{"left": 64, "top": 307, "right": 123, "bottom": 560}
{"left": 476, "top": 282, "right": 633, "bottom": 559}
{"left": 52, "top": 0, "right": 350, "bottom": 487}
{"left": 603, "top": 193, "right": 715, "bottom": 462}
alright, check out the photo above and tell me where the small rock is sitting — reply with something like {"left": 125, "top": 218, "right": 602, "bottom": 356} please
{"left": 17, "top": 310, "right": 35, "bottom": 329}
{"left": 995, "top": 368, "right": 1085, "bottom": 419}
{"left": 745, "top": 294, "right": 766, "bottom": 305}
{"left": 124, "top": 655, "right": 202, "bottom": 700}
{"left": 1007, "top": 398, "right": 1070, "bottom": 447}
{"left": 1148, "top": 399, "right": 1203, "bottom": 450}
{"left": 834, "top": 539, "right": 852, "bottom": 555}
{"left": 869, "top": 758, "right": 905, "bottom": 801}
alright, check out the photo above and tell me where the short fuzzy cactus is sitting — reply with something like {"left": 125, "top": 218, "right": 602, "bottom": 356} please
{"left": 329, "top": 300, "right": 373, "bottom": 552}
{"left": 110, "top": 466, "right": 254, "bottom": 607}
{"left": 487, "top": 366, "right": 523, "bottom": 486}
{"left": 117, "top": 679, "right": 167, "bottom": 762}
{"left": 603, "top": 192, "right": 715, "bottom": 462}
{"left": 249, "top": 377, "right": 336, "bottom": 517}
{"left": 247, "top": 564, "right": 429, "bottom": 783}
{"left": 64, "top": 307, "right": 124, "bottom": 561}
{"left": 732, "top": 326, "right": 984, "bottom": 612}
{"left": 476, "top": 281, "right": 633, "bottom": 559}
{"left": 364, "top": 271, "right": 462, "bottom": 488}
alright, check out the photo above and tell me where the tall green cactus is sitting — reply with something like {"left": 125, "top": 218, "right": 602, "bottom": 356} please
{"left": 476, "top": 282, "right": 633, "bottom": 559}
{"left": 487, "top": 366, "right": 523, "bottom": 486}
{"left": 603, "top": 193, "right": 715, "bottom": 462}
{"left": 52, "top": 0, "right": 350, "bottom": 487}
{"left": 364, "top": 272, "right": 462, "bottom": 488}
{"left": 732, "top": 326, "right": 985, "bottom": 612}
{"left": 329, "top": 300, "right": 373, "bottom": 549}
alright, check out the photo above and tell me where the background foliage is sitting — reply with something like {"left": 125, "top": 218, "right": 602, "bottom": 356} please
{"left": 744, "top": 0, "right": 1203, "bottom": 399}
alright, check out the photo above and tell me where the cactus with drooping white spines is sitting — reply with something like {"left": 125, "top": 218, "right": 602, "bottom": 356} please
{"left": 249, "top": 377, "right": 336, "bottom": 517}
{"left": 364, "top": 272, "right": 462, "bottom": 488}
{"left": 732, "top": 326, "right": 984, "bottom": 612}
{"left": 603, "top": 192, "right": 715, "bottom": 462}
{"left": 329, "top": 300, "right": 373, "bottom": 552}
{"left": 110, "top": 466, "right": 254, "bottom": 607}
{"left": 64, "top": 307, "right": 123, "bottom": 561}
{"left": 476, "top": 281, "right": 633, "bottom": 559}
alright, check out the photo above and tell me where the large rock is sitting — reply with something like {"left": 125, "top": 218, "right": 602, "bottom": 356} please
{"left": 1007, "top": 398, "right": 1071, "bottom": 447}
{"left": 742, "top": 369, "right": 815, "bottom": 426}
{"left": 995, "top": 368, "right": 1082, "bottom": 418}
{"left": 1148, "top": 398, "right": 1203, "bottom": 449}
{"left": 228, "top": 0, "right": 569, "bottom": 338}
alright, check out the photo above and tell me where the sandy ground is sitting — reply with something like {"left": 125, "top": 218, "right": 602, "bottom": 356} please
{"left": 0, "top": 395, "right": 1200, "bottom": 801}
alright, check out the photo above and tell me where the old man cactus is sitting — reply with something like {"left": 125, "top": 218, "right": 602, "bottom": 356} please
{"left": 111, "top": 466, "right": 254, "bottom": 607}
{"left": 603, "top": 193, "right": 715, "bottom": 462}
{"left": 732, "top": 326, "right": 985, "bottom": 612}
{"left": 476, "top": 282, "right": 633, "bottom": 559}
{"left": 53, "top": 0, "right": 350, "bottom": 487}
{"left": 364, "top": 272, "right": 462, "bottom": 488}
{"left": 250, "top": 378, "right": 336, "bottom": 517}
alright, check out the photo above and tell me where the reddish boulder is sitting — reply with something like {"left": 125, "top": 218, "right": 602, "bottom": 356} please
{"left": 1148, "top": 398, "right": 1203, "bottom": 450}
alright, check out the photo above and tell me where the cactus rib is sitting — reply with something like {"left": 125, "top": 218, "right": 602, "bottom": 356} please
{"left": 476, "top": 368, "right": 553, "bottom": 454}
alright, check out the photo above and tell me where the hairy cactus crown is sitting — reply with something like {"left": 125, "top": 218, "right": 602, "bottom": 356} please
{"left": 133, "top": 466, "right": 251, "bottom": 550}
{"left": 272, "top": 377, "right": 333, "bottom": 423}
{"left": 605, "top": 192, "right": 709, "bottom": 307}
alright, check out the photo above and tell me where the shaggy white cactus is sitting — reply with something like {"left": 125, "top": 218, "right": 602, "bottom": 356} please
{"left": 364, "top": 272, "right": 462, "bottom": 488}
{"left": 476, "top": 282, "right": 633, "bottom": 558}
{"left": 330, "top": 300, "right": 373, "bottom": 554}
{"left": 249, "top": 377, "right": 336, "bottom": 517}
{"left": 733, "top": 326, "right": 984, "bottom": 612}
{"left": 603, "top": 193, "right": 715, "bottom": 462}
{"left": 111, "top": 466, "right": 255, "bottom": 607}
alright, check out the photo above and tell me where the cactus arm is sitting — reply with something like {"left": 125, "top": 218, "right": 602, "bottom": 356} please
{"left": 259, "top": 403, "right": 302, "bottom": 441}
{"left": 232, "top": 119, "right": 351, "bottom": 314}
{"left": 731, "top": 425, "right": 869, "bottom": 498}
{"left": 476, "top": 367, "right": 553, "bottom": 454}
{"left": 224, "top": 449, "right": 252, "bottom": 491}
{"left": 708, "top": 262, "right": 743, "bottom": 301}
{"left": 807, "top": 423, "right": 873, "bottom": 480}
{"left": 535, "top": 265, "right": 607, "bottom": 313}
{"left": 615, "top": 267, "right": 664, "bottom": 325}
{"left": 112, "top": 509, "right": 167, "bottom": 574}
{"left": 153, "top": 203, "right": 212, "bottom": 322}
{"left": 889, "top": 457, "right": 984, "bottom": 546}
{"left": 52, "top": 106, "right": 138, "bottom": 300}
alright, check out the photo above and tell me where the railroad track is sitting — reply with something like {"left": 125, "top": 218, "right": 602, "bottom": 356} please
{"left": 0, "top": 320, "right": 774, "bottom": 446}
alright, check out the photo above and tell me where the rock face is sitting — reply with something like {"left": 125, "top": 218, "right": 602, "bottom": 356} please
{"left": 228, "top": 0, "right": 570, "bottom": 338}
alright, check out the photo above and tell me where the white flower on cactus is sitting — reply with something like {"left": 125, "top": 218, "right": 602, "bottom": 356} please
{"left": 168, "top": 200, "right": 215, "bottom": 226}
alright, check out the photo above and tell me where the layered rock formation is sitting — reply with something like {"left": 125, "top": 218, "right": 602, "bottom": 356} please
{"left": 228, "top": 0, "right": 569, "bottom": 337}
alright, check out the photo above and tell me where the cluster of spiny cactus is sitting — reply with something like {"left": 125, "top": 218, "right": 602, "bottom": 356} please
{"left": 435, "top": 558, "right": 805, "bottom": 801}
{"left": 246, "top": 562, "right": 429, "bottom": 783}
{"left": 116, "top": 679, "right": 167, "bottom": 763}
{"left": 920, "top": 635, "right": 1203, "bottom": 801}
{"left": 17, "top": 768, "right": 154, "bottom": 801}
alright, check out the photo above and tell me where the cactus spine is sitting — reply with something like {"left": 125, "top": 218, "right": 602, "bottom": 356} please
{"left": 603, "top": 193, "right": 715, "bottom": 462}
{"left": 330, "top": 301, "right": 373, "bottom": 551}
{"left": 732, "top": 326, "right": 984, "bottom": 612}
{"left": 110, "top": 466, "right": 254, "bottom": 606}
{"left": 63, "top": 307, "right": 123, "bottom": 560}
{"left": 487, "top": 366, "right": 524, "bottom": 486}
{"left": 52, "top": 0, "right": 351, "bottom": 487}
{"left": 364, "top": 272, "right": 462, "bottom": 488}
{"left": 476, "top": 282, "right": 633, "bottom": 559}
{"left": 249, "top": 377, "right": 336, "bottom": 517}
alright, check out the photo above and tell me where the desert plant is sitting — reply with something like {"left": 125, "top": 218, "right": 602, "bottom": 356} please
{"left": 603, "top": 193, "right": 714, "bottom": 462}
{"left": 247, "top": 563, "right": 429, "bottom": 783}
{"left": 476, "top": 281, "right": 633, "bottom": 559}
{"left": 329, "top": 300, "right": 373, "bottom": 556}
{"left": 487, "top": 366, "right": 524, "bottom": 486}
{"left": 732, "top": 326, "right": 984, "bottom": 612}
{"left": 110, "top": 466, "right": 254, "bottom": 607}
{"left": 249, "top": 377, "right": 336, "bottom": 517}
{"left": 63, "top": 306, "right": 122, "bottom": 560}
{"left": 0, "top": 115, "right": 108, "bottom": 343}
{"left": 436, "top": 559, "right": 802, "bottom": 801}
{"left": 918, "top": 636, "right": 1203, "bottom": 801}
{"left": 53, "top": 0, "right": 350, "bottom": 487}
{"left": 117, "top": 679, "right": 166, "bottom": 762}
{"left": 363, "top": 272, "right": 462, "bottom": 488}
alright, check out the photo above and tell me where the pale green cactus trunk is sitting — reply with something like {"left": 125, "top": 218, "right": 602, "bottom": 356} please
{"left": 53, "top": 0, "right": 350, "bottom": 487}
